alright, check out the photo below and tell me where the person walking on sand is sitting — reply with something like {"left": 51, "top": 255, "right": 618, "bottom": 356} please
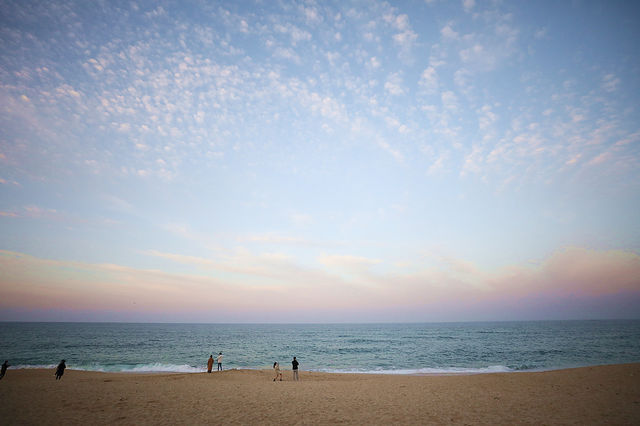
{"left": 217, "top": 352, "right": 223, "bottom": 371}
{"left": 0, "top": 360, "right": 9, "bottom": 380}
{"left": 207, "top": 355, "right": 214, "bottom": 373}
{"left": 55, "top": 360, "right": 66, "bottom": 380}
{"left": 292, "top": 356, "right": 299, "bottom": 381}
{"left": 273, "top": 362, "right": 282, "bottom": 381}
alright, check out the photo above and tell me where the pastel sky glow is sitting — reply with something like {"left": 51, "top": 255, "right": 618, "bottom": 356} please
{"left": 1, "top": 0, "right": 639, "bottom": 322}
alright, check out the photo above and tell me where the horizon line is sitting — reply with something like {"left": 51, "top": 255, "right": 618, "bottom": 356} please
{"left": 1, "top": 318, "right": 638, "bottom": 325}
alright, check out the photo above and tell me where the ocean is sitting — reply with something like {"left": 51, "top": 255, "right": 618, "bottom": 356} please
{"left": 1, "top": 320, "right": 639, "bottom": 374}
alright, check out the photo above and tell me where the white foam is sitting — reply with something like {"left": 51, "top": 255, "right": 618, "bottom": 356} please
{"left": 10, "top": 364, "right": 58, "bottom": 370}
{"left": 9, "top": 364, "right": 521, "bottom": 375}
{"left": 315, "top": 365, "right": 515, "bottom": 375}
{"left": 71, "top": 363, "right": 204, "bottom": 373}
{"left": 9, "top": 363, "right": 247, "bottom": 373}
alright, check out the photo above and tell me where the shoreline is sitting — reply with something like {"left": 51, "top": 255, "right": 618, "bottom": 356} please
{"left": 1, "top": 363, "right": 638, "bottom": 424}
{"left": 3, "top": 362, "right": 625, "bottom": 376}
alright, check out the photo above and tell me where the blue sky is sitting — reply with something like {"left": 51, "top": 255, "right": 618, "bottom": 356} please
{"left": 1, "top": 0, "right": 639, "bottom": 322}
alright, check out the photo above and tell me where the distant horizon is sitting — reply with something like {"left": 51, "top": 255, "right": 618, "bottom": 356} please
{"left": 2, "top": 318, "right": 639, "bottom": 325}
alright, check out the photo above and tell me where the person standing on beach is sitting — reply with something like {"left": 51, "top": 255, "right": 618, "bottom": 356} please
{"left": 273, "top": 362, "right": 282, "bottom": 381}
{"left": 217, "top": 352, "right": 223, "bottom": 371}
{"left": 207, "top": 355, "right": 214, "bottom": 373}
{"left": 292, "top": 357, "right": 299, "bottom": 381}
{"left": 55, "top": 360, "right": 66, "bottom": 380}
{"left": 0, "top": 360, "right": 9, "bottom": 380}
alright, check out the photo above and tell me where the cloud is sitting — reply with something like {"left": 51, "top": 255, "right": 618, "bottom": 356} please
{"left": 602, "top": 73, "right": 620, "bottom": 93}
{"left": 460, "top": 144, "right": 485, "bottom": 177}
{"left": 377, "top": 139, "right": 404, "bottom": 162}
{"left": 587, "top": 151, "right": 612, "bottom": 167}
{"left": 274, "top": 23, "right": 312, "bottom": 45}
{"left": 454, "top": 14, "right": 519, "bottom": 72}
{"left": 383, "top": 12, "right": 418, "bottom": 56}
{"left": 459, "top": 43, "right": 496, "bottom": 69}
{"left": 614, "top": 131, "right": 640, "bottom": 148}
{"left": 239, "top": 19, "right": 249, "bottom": 33}
{"left": 318, "top": 254, "right": 381, "bottom": 271}
{"left": 363, "top": 247, "right": 640, "bottom": 318}
{"left": 146, "top": 250, "right": 215, "bottom": 267}
{"left": 477, "top": 105, "right": 497, "bottom": 130}
{"left": 418, "top": 66, "right": 438, "bottom": 94}
{"left": 368, "top": 56, "right": 381, "bottom": 69}
{"left": 427, "top": 152, "right": 449, "bottom": 175}
{"left": 441, "top": 23, "right": 459, "bottom": 40}
{"left": 384, "top": 72, "right": 405, "bottom": 96}
{"left": 145, "top": 6, "right": 166, "bottom": 18}
{"left": 302, "top": 6, "right": 321, "bottom": 24}
{"left": 1, "top": 246, "right": 637, "bottom": 321}
{"left": 0, "top": 205, "right": 61, "bottom": 219}
{"left": 453, "top": 68, "right": 472, "bottom": 92}
{"left": 306, "top": 92, "right": 347, "bottom": 122}
{"left": 441, "top": 91, "right": 459, "bottom": 111}
{"left": 162, "top": 223, "right": 201, "bottom": 241}
{"left": 102, "top": 195, "right": 135, "bottom": 213}
{"left": 238, "top": 233, "right": 326, "bottom": 247}
{"left": 55, "top": 84, "right": 82, "bottom": 99}
{"left": 392, "top": 27, "right": 417, "bottom": 47}
{"left": 0, "top": 250, "right": 243, "bottom": 314}
{"left": 462, "top": 0, "right": 475, "bottom": 13}
{"left": 3, "top": 0, "right": 629, "bottom": 193}
{"left": 536, "top": 247, "right": 640, "bottom": 295}
{"left": 0, "top": 177, "right": 20, "bottom": 186}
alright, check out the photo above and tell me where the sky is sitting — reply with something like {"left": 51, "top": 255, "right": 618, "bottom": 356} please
{"left": 1, "top": 0, "right": 639, "bottom": 323}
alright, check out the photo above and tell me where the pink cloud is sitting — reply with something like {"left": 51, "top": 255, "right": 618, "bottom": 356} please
{"left": 0, "top": 247, "right": 638, "bottom": 322}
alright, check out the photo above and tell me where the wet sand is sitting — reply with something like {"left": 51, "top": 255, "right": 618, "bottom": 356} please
{"left": 0, "top": 364, "right": 638, "bottom": 425}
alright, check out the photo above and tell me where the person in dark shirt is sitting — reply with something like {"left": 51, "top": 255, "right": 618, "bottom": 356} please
{"left": 0, "top": 360, "right": 9, "bottom": 380}
{"left": 292, "top": 356, "right": 299, "bottom": 381}
{"left": 207, "top": 355, "right": 214, "bottom": 373}
{"left": 55, "top": 360, "right": 66, "bottom": 380}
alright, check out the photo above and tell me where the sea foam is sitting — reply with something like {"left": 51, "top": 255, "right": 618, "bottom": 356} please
{"left": 70, "top": 363, "right": 205, "bottom": 373}
{"left": 316, "top": 365, "right": 515, "bottom": 375}
{"left": 10, "top": 363, "right": 515, "bottom": 375}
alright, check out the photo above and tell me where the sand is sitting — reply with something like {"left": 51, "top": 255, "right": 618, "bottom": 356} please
{"left": 0, "top": 364, "right": 638, "bottom": 425}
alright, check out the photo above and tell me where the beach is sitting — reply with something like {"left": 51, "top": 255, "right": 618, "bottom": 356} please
{"left": 0, "top": 364, "right": 638, "bottom": 425}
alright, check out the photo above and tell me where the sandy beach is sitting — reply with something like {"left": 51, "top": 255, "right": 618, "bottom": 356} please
{"left": 0, "top": 363, "right": 638, "bottom": 425}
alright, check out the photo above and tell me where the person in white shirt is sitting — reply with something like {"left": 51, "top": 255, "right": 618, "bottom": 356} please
{"left": 217, "top": 352, "right": 223, "bottom": 371}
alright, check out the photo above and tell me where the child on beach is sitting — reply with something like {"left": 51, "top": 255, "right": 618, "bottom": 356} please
{"left": 273, "top": 362, "right": 282, "bottom": 381}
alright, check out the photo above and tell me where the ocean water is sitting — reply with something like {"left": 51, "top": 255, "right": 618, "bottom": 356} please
{"left": 1, "top": 320, "right": 639, "bottom": 374}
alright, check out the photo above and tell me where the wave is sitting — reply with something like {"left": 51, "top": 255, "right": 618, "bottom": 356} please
{"left": 74, "top": 363, "right": 205, "bottom": 373}
{"left": 9, "top": 363, "right": 544, "bottom": 375}
{"left": 314, "top": 365, "right": 518, "bottom": 375}
{"left": 10, "top": 364, "right": 58, "bottom": 370}
{"left": 10, "top": 363, "right": 205, "bottom": 373}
